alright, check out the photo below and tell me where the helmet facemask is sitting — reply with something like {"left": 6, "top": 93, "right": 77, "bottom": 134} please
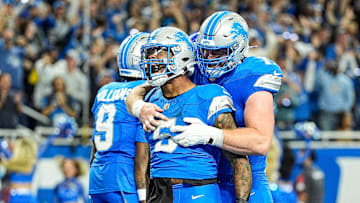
{"left": 141, "top": 27, "right": 196, "bottom": 87}
{"left": 196, "top": 11, "right": 249, "bottom": 79}
{"left": 142, "top": 44, "right": 179, "bottom": 86}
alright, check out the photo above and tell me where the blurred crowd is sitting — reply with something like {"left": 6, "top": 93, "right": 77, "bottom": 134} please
{"left": 0, "top": 0, "right": 359, "bottom": 131}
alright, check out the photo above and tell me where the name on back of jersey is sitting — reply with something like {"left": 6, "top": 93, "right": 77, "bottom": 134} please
{"left": 96, "top": 88, "right": 132, "bottom": 102}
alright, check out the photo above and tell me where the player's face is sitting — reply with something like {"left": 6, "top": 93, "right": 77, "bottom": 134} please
{"left": 200, "top": 48, "right": 228, "bottom": 68}
{"left": 145, "top": 47, "right": 174, "bottom": 74}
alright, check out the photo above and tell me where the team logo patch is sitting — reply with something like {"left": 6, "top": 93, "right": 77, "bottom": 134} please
{"left": 164, "top": 103, "right": 170, "bottom": 110}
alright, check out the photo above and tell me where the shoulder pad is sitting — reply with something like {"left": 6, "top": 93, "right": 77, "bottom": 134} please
{"left": 128, "top": 80, "right": 146, "bottom": 87}
{"left": 207, "top": 94, "right": 235, "bottom": 121}
{"left": 97, "top": 82, "right": 120, "bottom": 92}
{"left": 253, "top": 74, "right": 282, "bottom": 91}
{"left": 242, "top": 56, "right": 283, "bottom": 77}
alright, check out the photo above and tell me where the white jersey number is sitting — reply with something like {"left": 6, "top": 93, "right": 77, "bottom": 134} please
{"left": 94, "top": 103, "right": 116, "bottom": 151}
{"left": 154, "top": 118, "right": 178, "bottom": 153}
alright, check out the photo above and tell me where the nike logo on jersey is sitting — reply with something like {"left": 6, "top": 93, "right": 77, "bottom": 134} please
{"left": 250, "top": 192, "right": 255, "bottom": 196}
{"left": 273, "top": 70, "right": 282, "bottom": 76}
{"left": 191, "top": 194, "right": 204, "bottom": 199}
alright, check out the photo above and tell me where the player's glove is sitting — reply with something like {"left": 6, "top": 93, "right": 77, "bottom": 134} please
{"left": 171, "top": 117, "right": 224, "bottom": 148}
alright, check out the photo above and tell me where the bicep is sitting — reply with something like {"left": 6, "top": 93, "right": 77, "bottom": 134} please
{"left": 244, "top": 91, "right": 274, "bottom": 139}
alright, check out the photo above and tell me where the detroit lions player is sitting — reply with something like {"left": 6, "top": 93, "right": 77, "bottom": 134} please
{"left": 88, "top": 32, "right": 149, "bottom": 203}
{"left": 171, "top": 11, "right": 283, "bottom": 203}
{"left": 127, "top": 11, "right": 283, "bottom": 203}
{"left": 134, "top": 26, "right": 249, "bottom": 203}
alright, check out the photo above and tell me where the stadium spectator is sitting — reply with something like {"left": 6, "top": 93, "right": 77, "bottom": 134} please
{"left": 33, "top": 45, "right": 61, "bottom": 109}
{"left": 314, "top": 60, "right": 355, "bottom": 130}
{"left": 0, "top": 73, "right": 22, "bottom": 129}
{"left": 54, "top": 158, "right": 87, "bottom": 203}
{"left": 57, "top": 49, "right": 88, "bottom": 110}
{"left": 0, "top": 29, "right": 25, "bottom": 91}
{"left": 275, "top": 56, "right": 300, "bottom": 130}
{"left": 295, "top": 150, "right": 324, "bottom": 203}
{"left": 48, "top": 1, "right": 72, "bottom": 50}
{"left": 41, "top": 76, "right": 77, "bottom": 126}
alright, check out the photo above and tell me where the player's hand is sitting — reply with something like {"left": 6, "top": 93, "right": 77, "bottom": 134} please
{"left": 140, "top": 102, "right": 168, "bottom": 131}
{"left": 171, "top": 117, "right": 224, "bottom": 148}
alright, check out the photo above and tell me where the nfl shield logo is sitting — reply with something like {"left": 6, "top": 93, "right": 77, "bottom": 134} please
{"left": 164, "top": 103, "right": 170, "bottom": 110}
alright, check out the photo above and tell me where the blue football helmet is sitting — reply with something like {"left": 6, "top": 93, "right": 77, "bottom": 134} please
{"left": 189, "top": 32, "right": 199, "bottom": 43}
{"left": 196, "top": 11, "right": 249, "bottom": 79}
{"left": 117, "top": 32, "right": 150, "bottom": 79}
{"left": 141, "top": 27, "right": 196, "bottom": 86}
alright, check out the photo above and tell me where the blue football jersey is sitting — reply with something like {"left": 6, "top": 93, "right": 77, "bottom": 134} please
{"left": 144, "top": 84, "right": 235, "bottom": 180}
{"left": 192, "top": 56, "right": 282, "bottom": 185}
{"left": 91, "top": 80, "right": 145, "bottom": 165}
{"left": 90, "top": 80, "right": 144, "bottom": 194}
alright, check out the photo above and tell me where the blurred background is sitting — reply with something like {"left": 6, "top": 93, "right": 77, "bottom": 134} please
{"left": 0, "top": 0, "right": 359, "bottom": 202}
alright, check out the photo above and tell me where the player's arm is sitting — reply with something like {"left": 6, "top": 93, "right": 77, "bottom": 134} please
{"left": 125, "top": 83, "right": 167, "bottom": 131}
{"left": 89, "top": 141, "right": 96, "bottom": 166}
{"left": 214, "top": 113, "right": 252, "bottom": 201}
{"left": 222, "top": 91, "right": 274, "bottom": 155}
{"left": 171, "top": 91, "right": 274, "bottom": 156}
{"left": 135, "top": 142, "right": 149, "bottom": 203}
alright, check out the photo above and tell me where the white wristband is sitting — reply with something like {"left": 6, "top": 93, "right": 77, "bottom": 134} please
{"left": 137, "top": 188, "right": 146, "bottom": 201}
{"left": 132, "top": 100, "right": 145, "bottom": 118}
{"left": 212, "top": 128, "right": 224, "bottom": 148}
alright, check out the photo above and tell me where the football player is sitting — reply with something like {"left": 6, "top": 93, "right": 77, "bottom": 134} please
{"left": 88, "top": 32, "right": 149, "bottom": 203}
{"left": 127, "top": 11, "right": 283, "bottom": 203}
{"left": 134, "top": 26, "right": 250, "bottom": 203}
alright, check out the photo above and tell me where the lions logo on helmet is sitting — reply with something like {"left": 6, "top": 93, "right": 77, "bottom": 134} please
{"left": 196, "top": 11, "right": 249, "bottom": 79}
{"left": 117, "top": 32, "right": 150, "bottom": 79}
{"left": 141, "top": 27, "right": 196, "bottom": 86}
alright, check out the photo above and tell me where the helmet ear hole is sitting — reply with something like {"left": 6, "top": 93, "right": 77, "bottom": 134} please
{"left": 182, "top": 57, "right": 189, "bottom": 62}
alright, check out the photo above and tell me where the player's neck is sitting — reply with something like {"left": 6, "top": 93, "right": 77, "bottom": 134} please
{"left": 161, "top": 75, "right": 195, "bottom": 98}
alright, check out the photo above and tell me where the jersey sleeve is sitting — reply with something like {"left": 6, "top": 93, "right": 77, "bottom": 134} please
{"left": 135, "top": 121, "right": 147, "bottom": 143}
{"left": 206, "top": 87, "right": 235, "bottom": 126}
{"left": 253, "top": 74, "right": 282, "bottom": 93}
{"left": 238, "top": 74, "right": 282, "bottom": 106}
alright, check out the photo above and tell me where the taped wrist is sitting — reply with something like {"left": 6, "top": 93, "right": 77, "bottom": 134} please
{"left": 137, "top": 188, "right": 146, "bottom": 201}
{"left": 132, "top": 100, "right": 145, "bottom": 118}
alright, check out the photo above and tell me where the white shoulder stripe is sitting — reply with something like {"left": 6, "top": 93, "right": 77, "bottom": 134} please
{"left": 253, "top": 74, "right": 282, "bottom": 91}
{"left": 208, "top": 95, "right": 235, "bottom": 121}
